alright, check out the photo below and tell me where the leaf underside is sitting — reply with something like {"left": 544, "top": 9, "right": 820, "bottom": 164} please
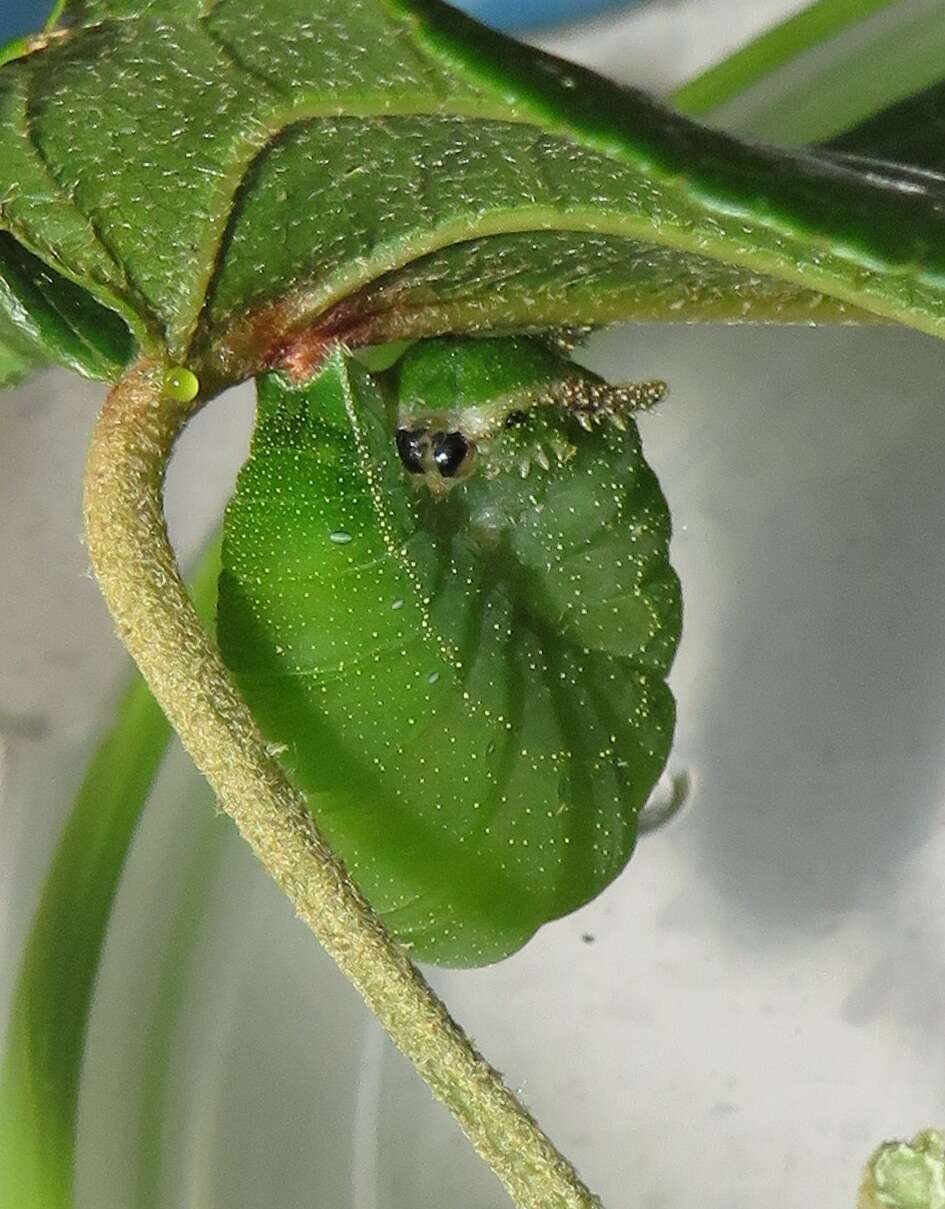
{"left": 219, "top": 351, "right": 680, "bottom": 965}
{"left": 2, "top": 0, "right": 945, "bottom": 384}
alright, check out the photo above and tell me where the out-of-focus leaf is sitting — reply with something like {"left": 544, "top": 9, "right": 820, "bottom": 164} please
{"left": 674, "top": 0, "right": 899, "bottom": 120}
{"left": 0, "top": 544, "right": 220, "bottom": 1209}
{"left": 825, "top": 80, "right": 945, "bottom": 174}
{"left": 676, "top": 0, "right": 945, "bottom": 146}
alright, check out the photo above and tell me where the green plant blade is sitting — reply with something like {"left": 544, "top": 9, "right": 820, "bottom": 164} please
{"left": 0, "top": 681, "right": 168, "bottom": 1209}
{"left": 670, "top": 0, "right": 945, "bottom": 170}
{"left": 0, "top": 543, "right": 220, "bottom": 1209}
{"left": 712, "top": 0, "right": 945, "bottom": 146}
{"left": 218, "top": 347, "right": 680, "bottom": 966}
{"left": 4, "top": 0, "right": 945, "bottom": 387}
{"left": 43, "top": 1, "right": 68, "bottom": 32}
{"left": 0, "top": 37, "right": 31, "bottom": 70}
{"left": 672, "top": 0, "right": 927, "bottom": 130}
{"left": 698, "top": 0, "right": 945, "bottom": 146}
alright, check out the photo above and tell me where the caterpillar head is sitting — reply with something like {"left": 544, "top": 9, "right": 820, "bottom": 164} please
{"left": 395, "top": 425, "right": 478, "bottom": 487}
{"left": 389, "top": 335, "right": 665, "bottom": 494}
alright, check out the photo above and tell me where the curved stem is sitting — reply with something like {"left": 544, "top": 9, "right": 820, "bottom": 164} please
{"left": 82, "top": 359, "right": 602, "bottom": 1209}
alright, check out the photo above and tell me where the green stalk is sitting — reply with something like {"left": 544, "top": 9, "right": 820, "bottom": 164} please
{"left": 0, "top": 541, "right": 220, "bottom": 1209}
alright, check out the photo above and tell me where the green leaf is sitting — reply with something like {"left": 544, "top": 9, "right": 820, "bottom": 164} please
{"left": 670, "top": 0, "right": 945, "bottom": 204}
{"left": 0, "top": 543, "right": 220, "bottom": 1209}
{"left": 5, "top": 0, "right": 945, "bottom": 386}
{"left": 218, "top": 345, "right": 680, "bottom": 966}
{"left": 1, "top": 0, "right": 486, "bottom": 373}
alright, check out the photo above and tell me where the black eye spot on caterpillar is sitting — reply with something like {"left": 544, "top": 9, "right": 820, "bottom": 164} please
{"left": 431, "top": 431, "right": 473, "bottom": 478}
{"left": 396, "top": 427, "right": 426, "bottom": 475}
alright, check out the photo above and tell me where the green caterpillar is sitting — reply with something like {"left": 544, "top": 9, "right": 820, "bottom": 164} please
{"left": 219, "top": 336, "right": 681, "bottom": 966}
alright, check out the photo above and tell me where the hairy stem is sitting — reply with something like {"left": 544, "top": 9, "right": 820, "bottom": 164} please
{"left": 82, "top": 359, "right": 601, "bottom": 1209}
